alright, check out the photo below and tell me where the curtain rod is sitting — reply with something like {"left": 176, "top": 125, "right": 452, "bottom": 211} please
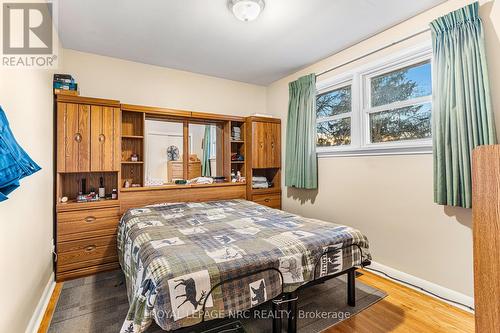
{"left": 316, "top": 27, "right": 431, "bottom": 78}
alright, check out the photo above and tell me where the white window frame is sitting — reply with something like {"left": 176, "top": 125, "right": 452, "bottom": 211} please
{"left": 316, "top": 77, "right": 355, "bottom": 148}
{"left": 316, "top": 42, "right": 433, "bottom": 157}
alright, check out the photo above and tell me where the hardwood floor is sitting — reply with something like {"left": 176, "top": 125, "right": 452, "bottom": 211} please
{"left": 326, "top": 270, "right": 474, "bottom": 333}
{"left": 37, "top": 283, "right": 63, "bottom": 333}
{"left": 37, "top": 269, "right": 474, "bottom": 333}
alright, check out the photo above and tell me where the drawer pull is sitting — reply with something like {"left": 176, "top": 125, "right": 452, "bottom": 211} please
{"left": 84, "top": 216, "right": 96, "bottom": 223}
{"left": 85, "top": 245, "right": 97, "bottom": 252}
{"left": 264, "top": 198, "right": 271, "bottom": 203}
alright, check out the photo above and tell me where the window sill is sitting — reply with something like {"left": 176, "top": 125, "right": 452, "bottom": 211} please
{"left": 317, "top": 145, "right": 432, "bottom": 158}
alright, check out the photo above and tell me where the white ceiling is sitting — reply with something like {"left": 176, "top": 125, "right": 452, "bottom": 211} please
{"left": 57, "top": 0, "right": 445, "bottom": 86}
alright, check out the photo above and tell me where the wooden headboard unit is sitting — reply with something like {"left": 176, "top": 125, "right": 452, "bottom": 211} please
{"left": 119, "top": 183, "right": 246, "bottom": 213}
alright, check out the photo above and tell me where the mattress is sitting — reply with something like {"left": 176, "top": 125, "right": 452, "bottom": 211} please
{"left": 118, "top": 199, "right": 371, "bottom": 333}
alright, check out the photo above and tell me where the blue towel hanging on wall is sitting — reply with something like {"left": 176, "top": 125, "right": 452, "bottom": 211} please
{"left": 0, "top": 106, "right": 41, "bottom": 201}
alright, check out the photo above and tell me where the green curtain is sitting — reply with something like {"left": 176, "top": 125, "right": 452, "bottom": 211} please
{"left": 285, "top": 74, "right": 318, "bottom": 189}
{"left": 431, "top": 2, "right": 496, "bottom": 208}
{"left": 202, "top": 125, "right": 212, "bottom": 177}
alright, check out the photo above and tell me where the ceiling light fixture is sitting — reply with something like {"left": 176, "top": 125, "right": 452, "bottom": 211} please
{"left": 229, "top": 0, "right": 265, "bottom": 22}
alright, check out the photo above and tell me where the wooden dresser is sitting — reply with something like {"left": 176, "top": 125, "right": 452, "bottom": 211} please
{"left": 55, "top": 94, "right": 121, "bottom": 281}
{"left": 167, "top": 160, "right": 201, "bottom": 182}
{"left": 472, "top": 145, "right": 500, "bottom": 332}
{"left": 245, "top": 117, "right": 282, "bottom": 209}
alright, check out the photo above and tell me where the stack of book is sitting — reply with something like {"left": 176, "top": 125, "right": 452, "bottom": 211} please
{"left": 53, "top": 74, "right": 78, "bottom": 91}
{"left": 232, "top": 126, "right": 241, "bottom": 141}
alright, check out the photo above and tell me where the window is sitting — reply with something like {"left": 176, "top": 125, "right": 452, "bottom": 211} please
{"left": 316, "top": 84, "right": 352, "bottom": 146}
{"left": 366, "top": 61, "right": 432, "bottom": 144}
{"left": 316, "top": 45, "right": 432, "bottom": 156}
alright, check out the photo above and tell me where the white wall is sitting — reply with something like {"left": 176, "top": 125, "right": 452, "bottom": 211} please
{"left": 0, "top": 70, "right": 55, "bottom": 331}
{"left": 61, "top": 49, "right": 267, "bottom": 116}
{"left": 267, "top": 0, "right": 500, "bottom": 298}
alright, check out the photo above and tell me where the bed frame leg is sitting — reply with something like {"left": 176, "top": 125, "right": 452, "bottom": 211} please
{"left": 272, "top": 298, "right": 282, "bottom": 333}
{"left": 347, "top": 268, "right": 356, "bottom": 307}
{"left": 287, "top": 292, "right": 298, "bottom": 333}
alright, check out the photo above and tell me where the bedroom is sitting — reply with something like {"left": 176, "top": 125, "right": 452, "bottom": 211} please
{"left": 0, "top": 0, "right": 499, "bottom": 332}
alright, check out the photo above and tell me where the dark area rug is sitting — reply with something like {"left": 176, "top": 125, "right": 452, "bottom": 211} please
{"left": 48, "top": 270, "right": 386, "bottom": 333}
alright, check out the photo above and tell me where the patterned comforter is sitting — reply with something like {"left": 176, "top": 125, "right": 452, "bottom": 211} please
{"left": 118, "top": 199, "right": 371, "bottom": 333}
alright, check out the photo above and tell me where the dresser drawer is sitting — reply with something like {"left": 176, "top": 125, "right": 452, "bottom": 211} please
{"left": 58, "top": 206, "right": 120, "bottom": 222}
{"left": 253, "top": 193, "right": 281, "bottom": 209}
{"left": 57, "top": 235, "right": 118, "bottom": 273}
{"left": 57, "top": 207, "right": 120, "bottom": 242}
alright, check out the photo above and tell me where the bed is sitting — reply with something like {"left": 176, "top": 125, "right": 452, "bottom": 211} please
{"left": 117, "top": 199, "right": 371, "bottom": 333}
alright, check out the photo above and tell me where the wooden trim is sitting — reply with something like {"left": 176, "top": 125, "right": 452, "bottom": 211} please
{"left": 121, "top": 103, "right": 191, "bottom": 118}
{"left": 56, "top": 95, "right": 120, "bottom": 107}
{"left": 246, "top": 116, "right": 281, "bottom": 123}
{"left": 183, "top": 121, "right": 189, "bottom": 179}
{"left": 36, "top": 283, "right": 62, "bottom": 333}
{"left": 191, "top": 111, "right": 245, "bottom": 122}
{"left": 122, "top": 104, "right": 245, "bottom": 122}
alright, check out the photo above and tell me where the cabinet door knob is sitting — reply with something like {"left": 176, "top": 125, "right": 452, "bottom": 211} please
{"left": 98, "top": 134, "right": 105, "bottom": 142}
{"left": 84, "top": 216, "right": 96, "bottom": 223}
{"left": 74, "top": 133, "right": 82, "bottom": 143}
{"left": 264, "top": 198, "right": 271, "bottom": 202}
{"left": 85, "top": 245, "right": 97, "bottom": 252}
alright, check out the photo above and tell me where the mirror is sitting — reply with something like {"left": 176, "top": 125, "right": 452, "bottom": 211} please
{"left": 144, "top": 119, "right": 184, "bottom": 185}
{"left": 144, "top": 119, "right": 224, "bottom": 186}
{"left": 189, "top": 123, "right": 223, "bottom": 178}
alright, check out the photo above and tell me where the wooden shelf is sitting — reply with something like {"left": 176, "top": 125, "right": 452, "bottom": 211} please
{"left": 121, "top": 161, "right": 144, "bottom": 164}
{"left": 56, "top": 198, "right": 119, "bottom": 212}
{"left": 121, "top": 181, "right": 246, "bottom": 192}
{"left": 231, "top": 161, "right": 245, "bottom": 164}
{"left": 231, "top": 140, "right": 245, "bottom": 143}
{"left": 122, "top": 135, "right": 144, "bottom": 139}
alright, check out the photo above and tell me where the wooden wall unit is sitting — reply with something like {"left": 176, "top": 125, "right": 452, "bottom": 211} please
{"left": 472, "top": 145, "right": 500, "bottom": 333}
{"left": 55, "top": 94, "right": 280, "bottom": 281}
{"left": 245, "top": 117, "right": 282, "bottom": 209}
{"left": 55, "top": 94, "right": 121, "bottom": 282}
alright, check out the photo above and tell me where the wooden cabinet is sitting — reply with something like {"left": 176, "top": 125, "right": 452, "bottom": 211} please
{"left": 55, "top": 95, "right": 121, "bottom": 282}
{"left": 57, "top": 96, "right": 121, "bottom": 173}
{"left": 251, "top": 121, "right": 281, "bottom": 169}
{"left": 57, "top": 102, "right": 91, "bottom": 172}
{"left": 472, "top": 145, "right": 500, "bottom": 333}
{"left": 90, "top": 105, "right": 121, "bottom": 171}
{"left": 56, "top": 201, "right": 121, "bottom": 281}
{"left": 246, "top": 117, "right": 282, "bottom": 209}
